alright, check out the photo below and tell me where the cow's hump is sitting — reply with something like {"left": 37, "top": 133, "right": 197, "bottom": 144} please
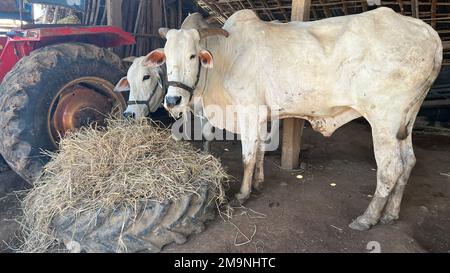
{"left": 181, "top": 13, "right": 209, "bottom": 29}
{"left": 224, "top": 9, "right": 260, "bottom": 28}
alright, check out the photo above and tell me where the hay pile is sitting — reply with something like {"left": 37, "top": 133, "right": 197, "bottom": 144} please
{"left": 18, "top": 118, "right": 229, "bottom": 252}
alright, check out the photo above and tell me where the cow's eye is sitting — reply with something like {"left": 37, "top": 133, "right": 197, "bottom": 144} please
{"left": 189, "top": 54, "right": 196, "bottom": 60}
{"left": 143, "top": 75, "right": 151, "bottom": 81}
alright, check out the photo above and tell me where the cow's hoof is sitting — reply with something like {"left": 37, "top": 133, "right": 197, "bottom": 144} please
{"left": 252, "top": 181, "right": 264, "bottom": 192}
{"left": 202, "top": 143, "right": 211, "bottom": 153}
{"left": 380, "top": 213, "right": 398, "bottom": 224}
{"left": 349, "top": 217, "right": 373, "bottom": 231}
{"left": 233, "top": 192, "right": 249, "bottom": 205}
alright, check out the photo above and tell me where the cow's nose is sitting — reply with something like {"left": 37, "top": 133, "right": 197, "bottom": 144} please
{"left": 123, "top": 112, "right": 135, "bottom": 119}
{"left": 165, "top": 96, "right": 182, "bottom": 108}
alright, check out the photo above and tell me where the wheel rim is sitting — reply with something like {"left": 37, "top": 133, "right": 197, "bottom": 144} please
{"left": 48, "top": 77, "right": 125, "bottom": 147}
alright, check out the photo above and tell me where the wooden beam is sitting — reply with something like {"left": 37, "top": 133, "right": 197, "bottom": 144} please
{"left": 282, "top": 118, "right": 305, "bottom": 169}
{"left": 202, "top": 0, "right": 228, "bottom": 21}
{"left": 431, "top": 0, "right": 437, "bottom": 29}
{"left": 275, "top": 0, "right": 289, "bottom": 21}
{"left": 398, "top": 0, "right": 405, "bottom": 15}
{"left": 89, "top": 0, "right": 97, "bottom": 25}
{"left": 106, "top": 0, "right": 123, "bottom": 27}
{"left": 260, "top": 0, "right": 275, "bottom": 21}
{"left": 291, "top": 0, "right": 311, "bottom": 21}
{"left": 361, "top": 0, "right": 368, "bottom": 12}
{"left": 178, "top": 0, "right": 183, "bottom": 27}
{"left": 411, "top": 0, "right": 419, "bottom": 18}
{"left": 422, "top": 99, "right": 450, "bottom": 108}
{"left": 281, "top": 0, "right": 310, "bottom": 170}
{"left": 319, "top": 0, "right": 331, "bottom": 18}
{"left": 106, "top": 0, "right": 124, "bottom": 56}
{"left": 342, "top": 1, "right": 348, "bottom": 16}
{"left": 442, "top": 41, "right": 450, "bottom": 50}
{"left": 52, "top": 6, "right": 60, "bottom": 24}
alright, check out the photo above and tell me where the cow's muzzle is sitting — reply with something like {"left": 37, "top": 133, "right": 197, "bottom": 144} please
{"left": 123, "top": 112, "right": 135, "bottom": 119}
{"left": 165, "top": 96, "right": 182, "bottom": 108}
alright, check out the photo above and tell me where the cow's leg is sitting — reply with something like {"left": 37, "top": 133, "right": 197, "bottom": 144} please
{"left": 381, "top": 132, "right": 416, "bottom": 224}
{"left": 349, "top": 126, "right": 404, "bottom": 231}
{"left": 201, "top": 118, "right": 213, "bottom": 153}
{"left": 236, "top": 139, "right": 259, "bottom": 203}
{"left": 266, "top": 120, "right": 280, "bottom": 144}
{"left": 253, "top": 119, "right": 276, "bottom": 191}
{"left": 235, "top": 118, "right": 260, "bottom": 204}
{"left": 381, "top": 98, "right": 422, "bottom": 224}
{"left": 253, "top": 134, "right": 266, "bottom": 191}
{"left": 203, "top": 141, "right": 211, "bottom": 152}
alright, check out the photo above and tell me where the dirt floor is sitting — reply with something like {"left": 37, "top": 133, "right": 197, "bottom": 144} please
{"left": 0, "top": 120, "right": 449, "bottom": 253}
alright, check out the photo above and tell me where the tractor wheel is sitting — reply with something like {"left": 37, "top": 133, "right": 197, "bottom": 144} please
{"left": 52, "top": 182, "right": 216, "bottom": 253}
{"left": 0, "top": 155, "right": 10, "bottom": 173}
{"left": 0, "top": 43, "right": 126, "bottom": 183}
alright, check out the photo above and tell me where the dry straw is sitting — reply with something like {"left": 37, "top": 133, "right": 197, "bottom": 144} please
{"left": 18, "top": 118, "right": 229, "bottom": 252}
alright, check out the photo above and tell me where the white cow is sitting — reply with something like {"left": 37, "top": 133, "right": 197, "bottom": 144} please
{"left": 142, "top": 8, "right": 442, "bottom": 230}
{"left": 114, "top": 57, "right": 165, "bottom": 118}
{"left": 113, "top": 13, "right": 215, "bottom": 151}
{"left": 113, "top": 13, "right": 209, "bottom": 119}
{"left": 115, "top": 13, "right": 279, "bottom": 151}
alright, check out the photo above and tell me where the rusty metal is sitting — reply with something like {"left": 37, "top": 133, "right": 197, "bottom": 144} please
{"left": 48, "top": 77, "right": 125, "bottom": 146}
{"left": 0, "top": 25, "right": 135, "bottom": 82}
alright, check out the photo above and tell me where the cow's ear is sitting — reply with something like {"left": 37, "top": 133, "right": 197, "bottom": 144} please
{"left": 114, "top": 77, "right": 130, "bottom": 92}
{"left": 144, "top": 49, "right": 166, "bottom": 67}
{"left": 199, "top": 49, "right": 213, "bottom": 69}
{"left": 158, "top": 28, "right": 170, "bottom": 39}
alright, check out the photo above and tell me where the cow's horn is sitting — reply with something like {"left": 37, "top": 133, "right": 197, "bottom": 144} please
{"left": 122, "top": 56, "right": 137, "bottom": 63}
{"left": 158, "top": 27, "right": 170, "bottom": 39}
{"left": 198, "top": 28, "right": 229, "bottom": 39}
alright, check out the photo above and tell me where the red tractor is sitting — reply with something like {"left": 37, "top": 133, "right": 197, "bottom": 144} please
{"left": 0, "top": 1, "right": 135, "bottom": 182}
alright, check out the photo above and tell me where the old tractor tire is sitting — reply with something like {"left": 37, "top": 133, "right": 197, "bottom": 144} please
{"left": 0, "top": 155, "right": 10, "bottom": 173}
{"left": 0, "top": 43, "right": 125, "bottom": 183}
{"left": 52, "top": 183, "right": 216, "bottom": 253}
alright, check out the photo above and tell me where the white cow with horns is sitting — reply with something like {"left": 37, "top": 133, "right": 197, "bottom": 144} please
{"left": 144, "top": 8, "right": 442, "bottom": 230}
{"left": 114, "top": 13, "right": 280, "bottom": 152}
{"left": 113, "top": 13, "right": 210, "bottom": 119}
{"left": 113, "top": 13, "right": 216, "bottom": 151}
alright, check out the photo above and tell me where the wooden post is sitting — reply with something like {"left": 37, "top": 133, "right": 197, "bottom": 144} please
{"left": 431, "top": 0, "right": 437, "bottom": 29}
{"left": 291, "top": 0, "right": 311, "bottom": 21}
{"left": 411, "top": 0, "right": 419, "bottom": 19}
{"left": 106, "top": 0, "right": 123, "bottom": 56}
{"left": 106, "top": 0, "right": 123, "bottom": 27}
{"left": 280, "top": 0, "right": 310, "bottom": 170}
{"left": 178, "top": 0, "right": 183, "bottom": 27}
{"left": 52, "top": 6, "right": 60, "bottom": 24}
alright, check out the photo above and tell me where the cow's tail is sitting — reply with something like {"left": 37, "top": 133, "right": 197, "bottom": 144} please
{"left": 396, "top": 32, "right": 443, "bottom": 140}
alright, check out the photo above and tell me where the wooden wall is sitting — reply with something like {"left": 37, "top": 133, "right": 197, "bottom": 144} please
{"left": 79, "top": 1, "right": 450, "bottom": 62}
{"left": 82, "top": 0, "right": 196, "bottom": 57}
